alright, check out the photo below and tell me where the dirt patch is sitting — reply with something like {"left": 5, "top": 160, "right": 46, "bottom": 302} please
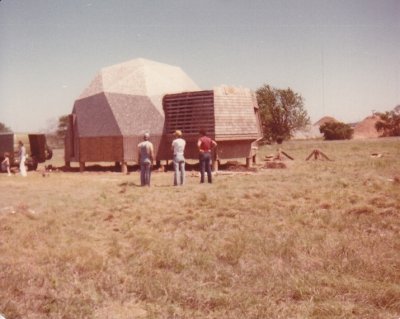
{"left": 219, "top": 161, "right": 258, "bottom": 172}
{"left": 264, "top": 161, "right": 287, "bottom": 169}
{"left": 353, "top": 115, "right": 382, "bottom": 139}
{"left": 45, "top": 160, "right": 260, "bottom": 174}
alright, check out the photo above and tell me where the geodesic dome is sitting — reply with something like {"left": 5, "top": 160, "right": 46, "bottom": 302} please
{"left": 65, "top": 58, "right": 200, "bottom": 164}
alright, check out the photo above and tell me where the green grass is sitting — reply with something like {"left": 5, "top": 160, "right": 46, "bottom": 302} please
{"left": 0, "top": 138, "right": 399, "bottom": 318}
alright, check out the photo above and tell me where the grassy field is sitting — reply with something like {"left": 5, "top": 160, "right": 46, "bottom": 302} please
{"left": 0, "top": 138, "right": 399, "bottom": 319}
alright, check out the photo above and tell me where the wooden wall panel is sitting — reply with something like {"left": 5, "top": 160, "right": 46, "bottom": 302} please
{"left": 216, "top": 140, "right": 254, "bottom": 159}
{"left": 163, "top": 90, "right": 215, "bottom": 136}
{"left": 123, "top": 135, "right": 164, "bottom": 162}
{"left": 68, "top": 86, "right": 261, "bottom": 165}
{"left": 213, "top": 87, "right": 260, "bottom": 140}
{"left": 79, "top": 137, "right": 123, "bottom": 162}
{"left": 162, "top": 87, "right": 261, "bottom": 160}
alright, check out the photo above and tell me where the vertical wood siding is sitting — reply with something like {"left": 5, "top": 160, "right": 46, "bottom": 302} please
{"left": 163, "top": 90, "right": 215, "bottom": 136}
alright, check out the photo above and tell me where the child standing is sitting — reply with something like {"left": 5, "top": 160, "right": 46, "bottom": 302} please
{"left": 1, "top": 152, "right": 11, "bottom": 176}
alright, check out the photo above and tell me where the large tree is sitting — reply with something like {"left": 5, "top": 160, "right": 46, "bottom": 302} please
{"left": 0, "top": 122, "right": 12, "bottom": 133}
{"left": 256, "top": 84, "right": 310, "bottom": 142}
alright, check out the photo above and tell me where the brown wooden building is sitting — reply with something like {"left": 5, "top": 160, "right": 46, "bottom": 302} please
{"left": 163, "top": 86, "right": 262, "bottom": 165}
{"left": 65, "top": 59, "right": 262, "bottom": 171}
{"left": 64, "top": 58, "right": 200, "bottom": 171}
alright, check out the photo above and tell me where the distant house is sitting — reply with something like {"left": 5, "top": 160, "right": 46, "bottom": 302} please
{"left": 292, "top": 116, "right": 338, "bottom": 140}
{"left": 65, "top": 58, "right": 200, "bottom": 171}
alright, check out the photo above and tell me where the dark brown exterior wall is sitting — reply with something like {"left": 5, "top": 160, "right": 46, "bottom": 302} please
{"left": 64, "top": 136, "right": 72, "bottom": 163}
{"left": 65, "top": 134, "right": 167, "bottom": 164}
{"left": 64, "top": 114, "right": 79, "bottom": 163}
{"left": 78, "top": 137, "right": 123, "bottom": 162}
{"left": 163, "top": 136, "right": 254, "bottom": 160}
{"left": 65, "top": 92, "right": 168, "bottom": 164}
{"left": 216, "top": 140, "right": 254, "bottom": 159}
{"left": 66, "top": 87, "right": 261, "bottom": 164}
{"left": 163, "top": 90, "right": 215, "bottom": 136}
{"left": 65, "top": 135, "right": 166, "bottom": 163}
{"left": 163, "top": 90, "right": 215, "bottom": 160}
{"left": 163, "top": 88, "right": 261, "bottom": 160}
{"left": 154, "top": 134, "right": 170, "bottom": 161}
{"left": 123, "top": 134, "right": 165, "bottom": 162}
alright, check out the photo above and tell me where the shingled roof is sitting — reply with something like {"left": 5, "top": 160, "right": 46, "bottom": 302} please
{"left": 163, "top": 86, "right": 260, "bottom": 140}
{"left": 162, "top": 85, "right": 262, "bottom": 160}
{"left": 73, "top": 58, "right": 200, "bottom": 137}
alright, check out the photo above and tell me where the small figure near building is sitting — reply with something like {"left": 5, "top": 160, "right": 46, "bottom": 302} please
{"left": 171, "top": 130, "right": 186, "bottom": 186}
{"left": 137, "top": 132, "right": 154, "bottom": 186}
{"left": 18, "top": 141, "right": 27, "bottom": 177}
{"left": 1, "top": 152, "right": 11, "bottom": 176}
{"left": 197, "top": 129, "right": 217, "bottom": 184}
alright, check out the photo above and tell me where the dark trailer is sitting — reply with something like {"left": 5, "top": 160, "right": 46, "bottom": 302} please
{"left": 0, "top": 133, "right": 52, "bottom": 171}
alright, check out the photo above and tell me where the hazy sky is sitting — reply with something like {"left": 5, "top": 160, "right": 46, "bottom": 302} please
{"left": 1, "top": 0, "right": 399, "bottom": 132}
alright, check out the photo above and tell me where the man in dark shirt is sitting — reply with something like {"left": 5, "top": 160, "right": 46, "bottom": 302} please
{"left": 197, "top": 129, "right": 217, "bottom": 183}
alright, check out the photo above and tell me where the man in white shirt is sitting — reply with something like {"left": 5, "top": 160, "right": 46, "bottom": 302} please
{"left": 171, "top": 130, "right": 186, "bottom": 186}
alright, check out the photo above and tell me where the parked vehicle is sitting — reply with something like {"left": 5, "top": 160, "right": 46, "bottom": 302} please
{"left": 0, "top": 133, "right": 52, "bottom": 172}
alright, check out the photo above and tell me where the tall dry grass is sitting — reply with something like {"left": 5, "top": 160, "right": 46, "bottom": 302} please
{"left": 0, "top": 138, "right": 399, "bottom": 318}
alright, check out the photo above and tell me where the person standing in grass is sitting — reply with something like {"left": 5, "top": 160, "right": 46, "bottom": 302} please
{"left": 18, "top": 141, "right": 27, "bottom": 177}
{"left": 197, "top": 129, "right": 217, "bottom": 184}
{"left": 1, "top": 152, "right": 11, "bottom": 176}
{"left": 171, "top": 130, "right": 186, "bottom": 186}
{"left": 137, "top": 132, "right": 154, "bottom": 186}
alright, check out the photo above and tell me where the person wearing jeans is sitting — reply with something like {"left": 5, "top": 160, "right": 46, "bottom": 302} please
{"left": 171, "top": 130, "right": 186, "bottom": 186}
{"left": 137, "top": 132, "right": 154, "bottom": 186}
{"left": 197, "top": 129, "right": 217, "bottom": 184}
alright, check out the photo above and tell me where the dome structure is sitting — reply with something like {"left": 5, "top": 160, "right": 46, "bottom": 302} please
{"left": 65, "top": 58, "right": 200, "bottom": 169}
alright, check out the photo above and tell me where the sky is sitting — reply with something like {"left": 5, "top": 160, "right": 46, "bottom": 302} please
{"left": 1, "top": 0, "right": 399, "bottom": 132}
